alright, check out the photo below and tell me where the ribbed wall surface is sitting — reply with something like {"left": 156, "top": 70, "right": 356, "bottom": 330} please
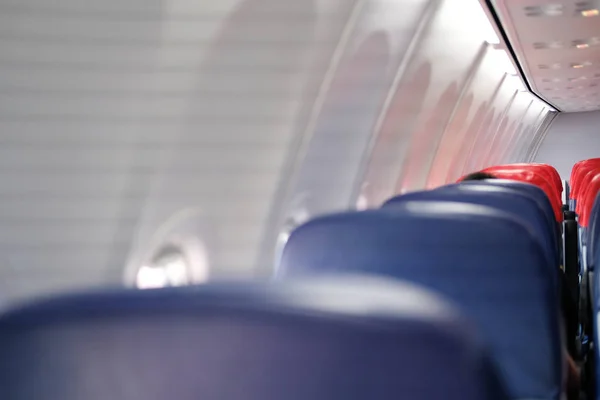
{"left": 0, "top": 0, "right": 553, "bottom": 303}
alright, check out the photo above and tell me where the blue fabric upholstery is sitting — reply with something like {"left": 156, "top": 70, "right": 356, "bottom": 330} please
{"left": 587, "top": 192, "right": 600, "bottom": 270}
{"left": 458, "top": 179, "right": 561, "bottom": 263}
{"left": 594, "top": 262, "right": 600, "bottom": 393}
{"left": 279, "top": 203, "right": 562, "bottom": 400}
{"left": 0, "top": 277, "right": 509, "bottom": 400}
{"left": 460, "top": 179, "right": 557, "bottom": 228}
{"left": 383, "top": 184, "right": 559, "bottom": 271}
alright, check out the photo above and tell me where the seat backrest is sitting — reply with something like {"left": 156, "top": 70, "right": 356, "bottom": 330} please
{"left": 383, "top": 184, "right": 558, "bottom": 270}
{"left": 537, "top": 164, "right": 563, "bottom": 195}
{"left": 579, "top": 174, "right": 600, "bottom": 228}
{"left": 588, "top": 192, "right": 600, "bottom": 269}
{"left": 458, "top": 179, "right": 560, "bottom": 252}
{"left": 279, "top": 203, "right": 561, "bottom": 400}
{"left": 484, "top": 163, "right": 562, "bottom": 196}
{"left": 575, "top": 169, "right": 600, "bottom": 216}
{"left": 480, "top": 168, "right": 562, "bottom": 221}
{"left": 572, "top": 162, "right": 600, "bottom": 202}
{"left": 460, "top": 179, "right": 558, "bottom": 231}
{"left": 0, "top": 277, "right": 509, "bottom": 400}
{"left": 569, "top": 159, "right": 598, "bottom": 192}
{"left": 594, "top": 264, "right": 600, "bottom": 394}
{"left": 577, "top": 171, "right": 600, "bottom": 220}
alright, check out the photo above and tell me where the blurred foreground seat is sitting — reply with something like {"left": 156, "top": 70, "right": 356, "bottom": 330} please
{"left": 0, "top": 276, "right": 507, "bottom": 400}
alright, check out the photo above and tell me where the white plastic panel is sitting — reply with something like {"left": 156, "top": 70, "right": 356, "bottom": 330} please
{"left": 0, "top": 0, "right": 555, "bottom": 302}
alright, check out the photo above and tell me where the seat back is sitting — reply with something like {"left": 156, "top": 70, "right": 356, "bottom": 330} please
{"left": 483, "top": 163, "right": 562, "bottom": 197}
{"left": 279, "top": 203, "right": 562, "bottom": 400}
{"left": 383, "top": 184, "right": 558, "bottom": 269}
{"left": 479, "top": 168, "right": 562, "bottom": 221}
{"left": 460, "top": 179, "right": 558, "bottom": 232}
{"left": 0, "top": 277, "right": 509, "bottom": 400}
{"left": 571, "top": 160, "right": 600, "bottom": 203}
{"left": 588, "top": 193, "right": 600, "bottom": 270}
{"left": 579, "top": 174, "right": 600, "bottom": 228}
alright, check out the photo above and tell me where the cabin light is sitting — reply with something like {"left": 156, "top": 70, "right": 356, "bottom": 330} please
{"left": 572, "top": 64, "right": 586, "bottom": 69}
{"left": 524, "top": 4, "right": 564, "bottom": 16}
{"left": 539, "top": 62, "right": 562, "bottom": 70}
{"left": 573, "top": 37, "right": 600, "bottom": 49}
{"left": 534, "top": 41, "right": 564, "bottom": 49}
{"left": 581, "top": 9, "right": 599, "bottom": 17}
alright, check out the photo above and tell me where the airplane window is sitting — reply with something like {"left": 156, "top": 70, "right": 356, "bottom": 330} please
{"left": 287, "top": 32, "right": 391, "bottom": 215}
{"left": 359, "top": 62, "right": 432, "bottom": 206}
{"left": 136, "top": 245, "right": 191, "bottom": 289}
{"left": 398, "top": 82, "right": 460, "bottom": 191}
{"left": 447, "top": 101, "right": 489, "bottom": 181}
{"left": 428, "top": 93, "right": 474, "bottom": 187}
{"left": 124, "top": 208, "right": 211, "bottom": 288}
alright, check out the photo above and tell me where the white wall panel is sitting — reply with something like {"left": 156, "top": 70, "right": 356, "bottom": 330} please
{"left": 513, "top": 106, "right": 552, "bottom": 162}
{"left": 0, "top": 0, "right": 555, "bottom": 302}
{"left": 535, "top": 111, "right": 600, "bottom": 179}
{"left": 122, "top": 0, "right": 349, "bottom": 284}
{"left": 260, "top": 0, "right": 554, "bottom": 271}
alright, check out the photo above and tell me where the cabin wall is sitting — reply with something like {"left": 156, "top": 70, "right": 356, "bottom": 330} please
{"left": 534, "top": 111, "right": 600, "bottom": 179}
{"left": 0, "top": 0, "right": 555, "bottom": 302}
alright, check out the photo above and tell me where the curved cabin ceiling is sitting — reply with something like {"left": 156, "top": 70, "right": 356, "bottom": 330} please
{"left": 491, "top": 0, "right": 600, "bottom": 112}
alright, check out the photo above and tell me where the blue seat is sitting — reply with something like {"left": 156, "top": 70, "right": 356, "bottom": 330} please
{"left": 593, "top": 262, "right": 600, "bottom": 396}
{"left": 0, "top": 277, "right": 508, "bottom": 400}
{"left": 279, "top": 203, "right": 562, "bottom": 400}
{"left": 458, "top": 179, "right": 561, "bottom": 263}
{"left": 460, "top": 179, "right": 557, "bottom": 231}
{"left": 586, "top": 192, "right": 600, "bottom": 270}
{"left": 383, "top": 184, "right": 559, "bottom": 272}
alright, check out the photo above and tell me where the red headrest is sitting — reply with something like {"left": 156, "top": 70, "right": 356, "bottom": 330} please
{"left": 576, "top": 168, "right": 600, "bottom": 215}
{"left": 479, "top": 167, "right": 562, "bottom": 221}
{"left": 483, "top": 166, "right": 562, "bottom": 218}
{"left": 483, "top": 164, "right": 562, "bottom": 198}
{"left": 489, "top": 163, "right": 562, "bottom": 195}
{"left": 571, "top": 159, "right": 600, "bottom": 200}
{"left": 571, "top": 158, "right": 600, "bottom": 182}
{"left": 579, "top": 173, "right": 600, "bottom": 227}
